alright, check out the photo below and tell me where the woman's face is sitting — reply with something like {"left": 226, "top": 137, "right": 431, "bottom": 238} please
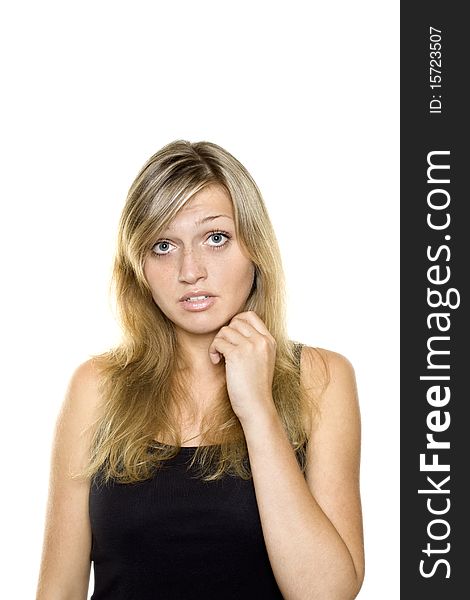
{"left": 143, "top": 184, "right": 255, "bottom": 341}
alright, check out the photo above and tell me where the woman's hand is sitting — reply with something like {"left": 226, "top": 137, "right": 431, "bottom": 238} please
{"left": 208, "top": 311, "right": 277, "bottom": 425}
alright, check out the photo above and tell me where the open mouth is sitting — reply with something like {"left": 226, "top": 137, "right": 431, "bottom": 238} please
{"left": 183, "top": 295, "right": 210, "bottom": 302}
{"left": 179, "top": 295, "right": 216, "bottom": 312}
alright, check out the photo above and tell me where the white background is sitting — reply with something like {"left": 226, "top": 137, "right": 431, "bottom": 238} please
{"left": 0, "top": 1, "right": 399, "bottom": 597}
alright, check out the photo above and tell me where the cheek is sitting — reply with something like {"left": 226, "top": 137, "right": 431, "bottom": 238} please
{"left": 144, "top": 263, "right": 173, "bottom": 299}
{"left": 226, "top": 259, "right": 255, "bottom": 292}
{"left": 145, "top": 254, "right": 166, "bottom": 272}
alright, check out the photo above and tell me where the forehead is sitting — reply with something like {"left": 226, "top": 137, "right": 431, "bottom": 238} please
{"left": 165, "top": 184, "right": 234, "bottom": 231}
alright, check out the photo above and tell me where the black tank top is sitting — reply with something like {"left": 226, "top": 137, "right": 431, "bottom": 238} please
{"left": 89, "top": 343, "right": 304, "bottom": 599}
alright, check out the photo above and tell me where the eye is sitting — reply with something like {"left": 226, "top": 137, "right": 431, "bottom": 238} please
{"left": 151, "top": 230, "right": 231, "bottom": 257}
{"left": 206, "top": 231, "right": 231, "bottom": 248}
{"left": 152, "top": 240, "right": 175, "bottom": 256}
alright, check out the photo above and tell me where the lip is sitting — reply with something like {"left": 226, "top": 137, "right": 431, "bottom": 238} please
{"left": 179, "top": 290, "right": 215, "bottom": 302}
{"left": 179, "top": 295, "right": 216, "bottom": 312}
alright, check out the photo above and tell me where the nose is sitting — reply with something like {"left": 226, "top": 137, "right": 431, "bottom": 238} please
{"left": 177, "top": 248, "right": 207, "bottom": 284}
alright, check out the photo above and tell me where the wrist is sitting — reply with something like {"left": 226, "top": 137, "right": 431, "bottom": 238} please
{"left": 239, "top": 402, "right": 281, "bottom": 439}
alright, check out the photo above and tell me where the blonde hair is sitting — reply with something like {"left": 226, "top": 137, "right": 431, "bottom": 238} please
{"left": 77, "top": 140, "right": 326, "bottom": 484}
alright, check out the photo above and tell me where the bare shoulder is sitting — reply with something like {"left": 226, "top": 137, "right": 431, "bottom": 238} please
{"left": 299, "top": 344, "right": 356, "bottom": 381}
{"left": 54, "top": 358, "right": 105, "bottom": 474}
{"left": 300, "top": 345, "right": 364, "bottom": 586}
{"left": 300, "top": 345, "right": 359, "bottom": 413}
{"left": 299, "top": 344, "right": 361, "bottom": 471}
{"left": 66, "top": 357, "right": 103, "bottom": 399}
{"left": 36, "top": 358, "right": 105, "bottom": 597}
{"left": 61, "top": 358, "right": 105, "bottom": 421}
{"left": 300, "top": 343, "right": 361, "bottom": 488}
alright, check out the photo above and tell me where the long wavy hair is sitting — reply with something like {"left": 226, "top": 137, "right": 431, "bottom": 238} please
{"left": 75, "top": 140, "right": 327, "bottom": 485}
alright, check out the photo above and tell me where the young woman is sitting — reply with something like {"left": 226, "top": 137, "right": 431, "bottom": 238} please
{"left": 36, "top": 140, "right": 365, "bottom": 599}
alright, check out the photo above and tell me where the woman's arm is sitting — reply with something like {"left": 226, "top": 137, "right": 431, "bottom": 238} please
{"left": 243, "top": 347, "right": 364, "bottom": 600}
{"left": 36, "top": 360, "right": 102, "bottom": 600}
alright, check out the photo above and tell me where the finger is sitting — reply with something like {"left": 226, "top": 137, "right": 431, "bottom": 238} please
{"left": 211, "top": 325, "right": 246, "bottom": 349}
{"left": 232, "top": 311, "right": 272, "bottom": 338}
{"left": 208, "top": 336, "right": 237, "bottom": 364}
{"left": 227, "top": 317, "right": 257, "bottom": 338}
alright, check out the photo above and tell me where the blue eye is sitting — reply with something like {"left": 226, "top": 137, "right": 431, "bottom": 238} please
{"left": 152, "top": 240, "right": 174, "bottom": 255}
{"left": 207, "top": 231, "right": 230, "bottom": 247}
{"left": 151, "top": 230, "right": 231, "bottom": 257}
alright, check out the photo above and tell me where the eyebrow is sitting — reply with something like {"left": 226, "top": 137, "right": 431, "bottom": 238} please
{"left": 194, "top": 214, "right": 233, "bottom": 226}
{"left": 164, "top": 214, "right": 233, "bottom": 233}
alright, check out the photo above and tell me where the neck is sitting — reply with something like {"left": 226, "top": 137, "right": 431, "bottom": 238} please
{"left": 176, "top": 330, "right": 225, "bottom": 380}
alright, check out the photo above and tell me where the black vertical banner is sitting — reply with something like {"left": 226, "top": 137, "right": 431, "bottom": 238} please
{"left": 401, "top": 3, "right": 469, "bottom": 598}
